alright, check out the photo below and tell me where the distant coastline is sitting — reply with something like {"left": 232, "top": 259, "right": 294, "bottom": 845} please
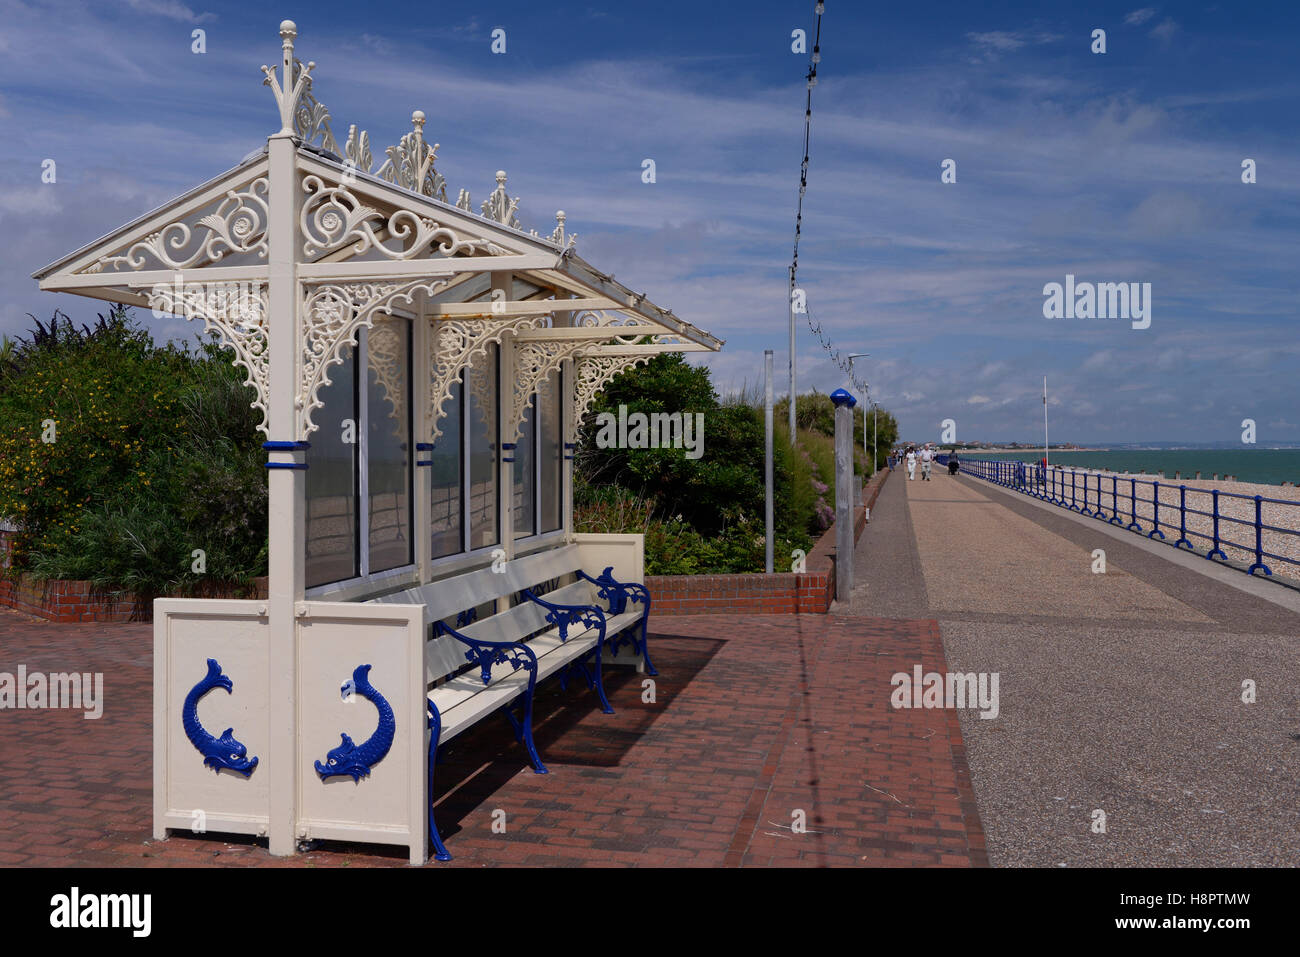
{"left": 955, "top": 448, "right": 1300, "bottom": 487}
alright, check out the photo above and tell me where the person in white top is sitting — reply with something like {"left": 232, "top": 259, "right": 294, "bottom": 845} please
{"left": 905, "top": 448, "right": 917, "bottom": 480}
{"left": 920, "top": 446, "right": 933, "bottom": 481}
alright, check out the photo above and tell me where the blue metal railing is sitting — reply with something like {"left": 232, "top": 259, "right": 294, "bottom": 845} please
{"left": 935, "top": 455, "right": 1300, "bottom": 581}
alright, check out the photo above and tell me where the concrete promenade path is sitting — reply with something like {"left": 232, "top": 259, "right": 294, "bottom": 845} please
{"left": 843, "top": 467, "right": 1300, "bottom": 866}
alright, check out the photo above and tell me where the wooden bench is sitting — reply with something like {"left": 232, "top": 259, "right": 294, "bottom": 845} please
{"left": 366, "top": 543, "right": 652, "bottom": 860}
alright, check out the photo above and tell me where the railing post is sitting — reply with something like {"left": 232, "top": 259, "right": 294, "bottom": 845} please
{"left": 1148, "top": 481, "right": 1165, "bottom": 539}
{"left": 1080, "top": 470, "right": 1091, "bottom": 516}
{"left": 1126, "top": 478, "right": 1142, "bottom": 531}
{"left": 1207, "top": 490, "right": 1227, "bottom": 560}
{"left": 1247, "top": 495, "right": 1272, "bottom": 576}
{"left": 1174, "top": 485, "right": 1192, "bottom": 549}
{"left": 1070, "top": 469, "right": 1078, "bottom": 511}
{"left": 1109, "top": 476, "right": 1122, "bottom": 525}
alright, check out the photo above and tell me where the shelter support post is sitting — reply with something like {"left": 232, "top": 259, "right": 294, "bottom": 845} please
{"left": 264, "top": 66, "right": 303, "bottom": 858}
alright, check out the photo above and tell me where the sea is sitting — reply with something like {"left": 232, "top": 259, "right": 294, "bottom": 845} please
{"left": 971, "top": 449, "right": 1300, "bottom": 486}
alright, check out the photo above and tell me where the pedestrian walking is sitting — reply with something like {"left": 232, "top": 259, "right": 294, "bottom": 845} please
{"left": 906, "top": 447, "right": 917, "bottom": 480}
{"left": 920, "top": 445, "right": 933, "bottom": 481}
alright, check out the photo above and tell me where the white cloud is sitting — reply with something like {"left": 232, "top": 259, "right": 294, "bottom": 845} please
{"left": 966, "top": 29, "right": 1062, "bottom": 62}
{"left": 124, "top": 0, "right": 215, "bottom": 23}
{"left": 1150, "top": 18, "right": 1179, "bottom": 43}
{"left": 1124, "top": 8, "right": 1158, "bottom": 26}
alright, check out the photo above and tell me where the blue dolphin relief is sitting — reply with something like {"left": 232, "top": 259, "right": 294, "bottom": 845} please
{"left": 182, "top": 658, "right": 259, "bottom": 776}
{"left": 315, "top": 664, "right": 395, "bottom": 782}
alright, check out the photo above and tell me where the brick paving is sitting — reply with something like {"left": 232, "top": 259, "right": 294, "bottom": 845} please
{"left": 0, "top": 606, "right": 985, "bottom": 867}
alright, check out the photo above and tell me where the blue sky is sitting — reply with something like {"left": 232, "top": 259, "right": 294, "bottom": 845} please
{"left": 2, "top": 0, "right": 1298, "bottom": 444}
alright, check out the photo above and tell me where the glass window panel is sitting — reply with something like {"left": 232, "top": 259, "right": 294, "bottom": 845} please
{"left": 366, "top": 317, "right": 412, "bottom": 573}
{"left": 513, "top": 394, "right": 536, "bottom": 540}
{"left": 539, "top": 368, "right": 562, "bottom": 534}
{"left": 467, "top": 343, "right": 499, "bottom": 550}
{"left": 430, "top": 380, "right": 463, "bottom": 559}
{"left": 305, "top": 344, "right": 358, "bottom": 588}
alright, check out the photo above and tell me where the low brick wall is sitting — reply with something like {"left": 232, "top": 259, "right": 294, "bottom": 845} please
{"left": 0, "top": 572, "right": 269, "bottom": 623}
{"left": 645, "top": 468, "right": 890, "bottom": 615}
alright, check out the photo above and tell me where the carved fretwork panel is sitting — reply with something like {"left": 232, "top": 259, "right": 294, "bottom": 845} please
{"left": 367, "top": 318, "right": 407, "bottom": 436}
{"left": 300, "top": 175, "right": 510, "bottom": 260}
{"left": 82, "top": 177, "right": 270, "bottom": 274}
{"left": 298, "top": 279, "right": 448, "bottom": 439}
{"left": 428, "top": 317, "right": 544, "bottom": 445}
{"left": 571, "top": 354, "right": 655, "bottom": 433}
{"left": 509, "top": 339, "right": 599, "bottom": 444}
{"left": 144, "top": 280, "right": 272, "bottom": 436}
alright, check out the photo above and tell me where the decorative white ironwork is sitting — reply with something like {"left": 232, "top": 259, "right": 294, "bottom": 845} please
{"left": 83, "top": 178, "right": 270, "bottom": 273}
{"left": 572, "top": 354, "right": 655, "bottom": 430}
{"left": 466, "top": 351, "right": 497, "bottom": 436}
{"left": 299, "top": 278, "right": 449, "bottom": 437}
{"left": 549, "top": 210, "right": 577, "bottom": 252}
{"left": 300, "top": 175, "right": 504, "bottom": 259}
{"left": 144, "top": 280, "right": 271, "bottom": 436}
{"left": 344, "top": 124, "right": 373, "bottom": 173}
{"left": 509, "top": 338, "right": 593, "bottom": 443}
{"left": 375, "top": 111, "right": 447, "bottom": 201}
{"left": 572, "top": 310, "right": 659, "bottom": 345}
{"left": 455, "top": 189, "right": 472, "bottom": 211}
{"left": 427, "top": 316, "right": 544, "bottom": 444}
{"left": 481, "top": 171, "right": 521, "bottom": 229}
{"left": 367, "top": 318, "right": 407, "bottom": 430}
{"left": 291, "top": 61, "right": 340, "bottom": 153}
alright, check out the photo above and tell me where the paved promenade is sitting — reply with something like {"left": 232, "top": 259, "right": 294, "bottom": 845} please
{"left": 844, "top": 468, "right": 1300, "bottom": 866}
{"left": 0, "top": 608, "right": 986, "bottom": 867}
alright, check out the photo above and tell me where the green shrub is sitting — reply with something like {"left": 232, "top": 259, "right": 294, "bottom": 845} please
{"left": 0, "top": 308, "right": 267, "bottom": 599}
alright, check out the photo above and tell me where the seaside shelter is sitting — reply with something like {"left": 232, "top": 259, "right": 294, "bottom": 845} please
{"left": 31, "top": 21, "right": 723, "bottom": 862}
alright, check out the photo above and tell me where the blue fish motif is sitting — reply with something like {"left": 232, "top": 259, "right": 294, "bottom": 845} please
{"left": 315, "top": 664, "right": 395, "bottom": 782}
{"left": 182, "top": 658, "right": 259, "bottom": 777}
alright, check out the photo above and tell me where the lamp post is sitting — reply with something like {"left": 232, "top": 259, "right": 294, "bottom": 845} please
{"left": 847, "top": 353, "right": 870, "bottom": 470}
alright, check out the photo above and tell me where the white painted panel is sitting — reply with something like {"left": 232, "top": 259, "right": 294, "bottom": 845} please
{"left": 573, "top": 533, "right": 644, "bottom": 584}
{"left": 295, "top": 602, "right": 426, "bottom": 859}
{"left": 155, "top": 599, "right": 271, "bottom": 838}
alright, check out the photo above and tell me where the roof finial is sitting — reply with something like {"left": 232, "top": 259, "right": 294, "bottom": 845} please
{"left": 262, "top": 20, "right": 312, "bottom": 137}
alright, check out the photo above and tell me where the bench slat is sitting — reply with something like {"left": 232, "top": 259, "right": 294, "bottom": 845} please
{"left": 432, "top": 631, "right": 603, "bottom": 740}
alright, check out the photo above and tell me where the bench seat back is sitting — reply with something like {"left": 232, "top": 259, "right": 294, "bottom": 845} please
{"left": 367, "top": 545, "right": 595, "bottom": 684}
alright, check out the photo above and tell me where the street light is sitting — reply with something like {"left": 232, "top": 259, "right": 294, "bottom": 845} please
{"left": 847, "top": 353, "right": 870, "bottom": 469}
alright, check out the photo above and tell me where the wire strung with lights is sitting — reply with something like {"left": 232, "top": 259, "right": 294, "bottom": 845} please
{"left": 807, "top": 307, "right": 868, "bottom": 395}
{"left": 788, "top": 2, "right": 867, "bottom": 397}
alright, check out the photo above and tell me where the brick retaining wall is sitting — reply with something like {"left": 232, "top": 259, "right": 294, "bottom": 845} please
{"left": 645, "top": 467, "right": 890, "bottom": 615}
{"left": 0, "top": 572, "right": 268, "bottom": 623}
